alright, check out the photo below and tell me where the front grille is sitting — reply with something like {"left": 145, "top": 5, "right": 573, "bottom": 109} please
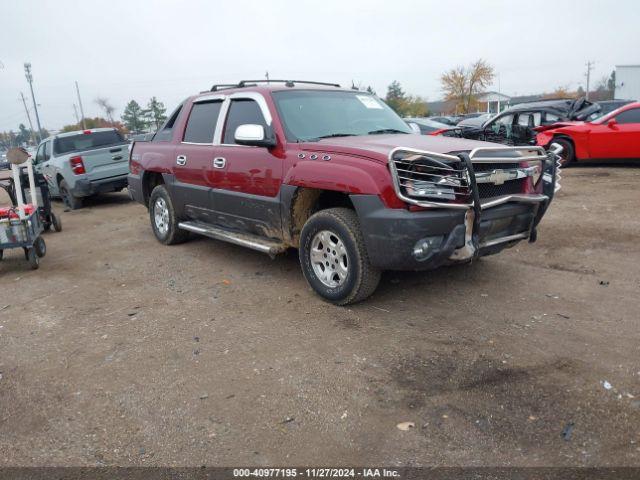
{"left": 472, "top": 162, "right": 525, "bottom": 198}
{"left": 477, "top": 179, "right": 525, "bottom": 198}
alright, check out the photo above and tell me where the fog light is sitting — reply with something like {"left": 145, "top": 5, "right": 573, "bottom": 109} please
{"left": 412, "top": 235, "right": 444, "bottom": 261}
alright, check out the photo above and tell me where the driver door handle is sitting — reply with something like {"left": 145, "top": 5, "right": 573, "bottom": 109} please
{"left": 176, "top": 155, "right": 187, "bottom": 166}
{"left": 213, "top": 157, "right": 226, "bottom": 169}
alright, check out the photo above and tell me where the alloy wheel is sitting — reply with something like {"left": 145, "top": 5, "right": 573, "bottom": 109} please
{"left": 310, "top": 230, "right": 349, "bottom": 288}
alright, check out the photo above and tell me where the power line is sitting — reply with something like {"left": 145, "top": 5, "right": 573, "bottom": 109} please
{"left": 75, "top": 81, "right": 86, "bottom": 129}
{"left": 20, "top": 92, "right": 37, "bottom": 145}
{"left": 585, "top": 61, "right": 595, "bottom": 100}
{"left": 24, "top": 62, "right": 43, "bottom": 142}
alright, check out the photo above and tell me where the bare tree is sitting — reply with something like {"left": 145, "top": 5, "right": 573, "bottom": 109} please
{"left": 95, "top": 97, "right": 116, "bottom": 126}
{"left": 441, "top": 60, "right": 495, "bottom": 113}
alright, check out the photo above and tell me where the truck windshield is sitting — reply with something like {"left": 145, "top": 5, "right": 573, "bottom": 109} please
{"left": 54, "top": 130, "right": 126, "bottom": 155}
{"left": 272, "top": 90, "right": 411, "bottom": 142}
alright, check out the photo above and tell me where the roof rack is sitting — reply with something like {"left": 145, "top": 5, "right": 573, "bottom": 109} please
{"left": 210, "top": 80, "right": 341, "bottom": 92}
{"left": 210, "top": 83, "right": 241, "bottom": 92}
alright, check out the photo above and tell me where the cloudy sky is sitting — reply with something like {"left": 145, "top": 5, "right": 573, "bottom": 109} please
{"left": 1, "top": 0, "right": 638, "bottom": 131}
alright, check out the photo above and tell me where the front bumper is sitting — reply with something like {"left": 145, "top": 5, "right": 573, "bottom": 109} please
{"left": 71, "top": 175, "right": 128, "bottom": 197}
{"left": 352, "top": 195, "right": 547, "bottom": 270}
{"left": 351, "top": 146, "right": 559, "bottom": 271}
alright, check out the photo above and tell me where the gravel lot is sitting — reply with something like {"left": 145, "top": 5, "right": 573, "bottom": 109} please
{"left": 0, "top": 166, "right": 639, "bottom": 467}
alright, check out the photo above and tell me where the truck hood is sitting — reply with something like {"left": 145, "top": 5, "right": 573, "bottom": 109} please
{"left": 299, "top": 134, "right": 498, "bottom": 164}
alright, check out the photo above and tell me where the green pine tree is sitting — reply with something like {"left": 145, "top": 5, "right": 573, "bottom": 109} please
{"left": 122, "top": 100, "right": 147, "bottom": 133}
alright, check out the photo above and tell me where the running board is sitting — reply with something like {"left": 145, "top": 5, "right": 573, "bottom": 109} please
{"left": 178, "top": 221, "right": 287, "bottom": 256}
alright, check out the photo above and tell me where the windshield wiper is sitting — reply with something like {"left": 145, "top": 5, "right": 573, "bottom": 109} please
{"left": 305, "top": 133, "right": 357, "bottom": 141}
{"left": 367, "top": 128, "right": 409, "bottom": 135}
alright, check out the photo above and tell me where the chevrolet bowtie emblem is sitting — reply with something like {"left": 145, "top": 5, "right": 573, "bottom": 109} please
{"left": 477, "top": 169, "right": 519, "bottom": 185}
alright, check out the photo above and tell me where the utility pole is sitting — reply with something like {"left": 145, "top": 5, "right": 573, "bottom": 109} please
{"left": 75, "top": 80, "right": 86, "bottom": 129}
{"left": 585, "top": 61, "right": 595, "bottom": 100}
{"left": 24, "top": 62, "right": 43, "bottom": 142}
{"left": 73, "top": 103, "right": 80, "bottom": 124}
{"left": 20, "top": 92, "right": 37, "bottom": 145}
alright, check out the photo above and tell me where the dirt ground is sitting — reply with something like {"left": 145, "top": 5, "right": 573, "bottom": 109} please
{"left": 0, "top": 165, "right": 639, "bottom": 467}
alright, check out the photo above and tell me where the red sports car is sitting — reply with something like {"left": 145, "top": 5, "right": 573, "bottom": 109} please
{"left": 536, "top": 101, "right": 640, "bottom": 166}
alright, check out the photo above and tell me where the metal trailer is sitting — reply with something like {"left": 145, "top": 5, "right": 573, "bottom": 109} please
{"left": 0, "top": 149, "right": 47, "bottom": 269}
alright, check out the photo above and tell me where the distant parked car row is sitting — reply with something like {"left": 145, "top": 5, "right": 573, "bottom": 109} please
{"left": 416, "top": 98, "right": 639, "bottom": 166}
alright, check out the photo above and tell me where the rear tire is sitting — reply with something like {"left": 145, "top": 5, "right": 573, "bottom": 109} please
{"left": 299, "top": 208, "right": 380, "bottom": 305}
{"left": 60, "top": 180, "right": 83, "bottom": 210}
{"left": 149, "top": 185, "right": 189, "bottom": 245}
{"left": 553, "top": 137, "right": 574, "bottom": 167}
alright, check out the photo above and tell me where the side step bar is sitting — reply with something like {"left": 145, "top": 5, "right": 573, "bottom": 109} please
{"left": 178, "top": 221, "right": 287, "bottom": 256}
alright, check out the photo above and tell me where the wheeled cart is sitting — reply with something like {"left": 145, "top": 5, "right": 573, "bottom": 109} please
{"left": 0, "top": 148, "right": 47, "bottom": 269}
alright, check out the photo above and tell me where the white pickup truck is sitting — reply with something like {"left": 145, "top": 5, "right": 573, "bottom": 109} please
{"left": 33, "top": 128, "right": 130, "bottom": 209}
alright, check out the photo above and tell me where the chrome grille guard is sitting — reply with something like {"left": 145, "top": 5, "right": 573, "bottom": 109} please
{"left": 388, "top": 144, "right": 561, "bottom": 262}
{"left": 388, "top": 145, "right": 559, "bottom": 210}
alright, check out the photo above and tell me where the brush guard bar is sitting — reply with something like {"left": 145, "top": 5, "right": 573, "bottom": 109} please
{"left": 388, "top": 144, "right": 561, "bottom": 261}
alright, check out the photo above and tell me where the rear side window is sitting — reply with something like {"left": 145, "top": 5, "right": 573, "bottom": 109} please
{"left": 223, "top": 99, "right": 267, "bottom": 144}
{"left": 154, "top": 105, "right": 183, "bottom": 142}
{"left": 615, "top": 108, "right": 640, "bottom": 124}
{"left": 53, "top": 131, "right": 125, "bottom": 155}
{"left": 183, "top": 101, "right": 223, "bottom": 143}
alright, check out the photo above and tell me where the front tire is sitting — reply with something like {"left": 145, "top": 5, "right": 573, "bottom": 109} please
{"left": 299, "top": 208, "right": 380, "bottom": 305}
{"left": 149, "top": 185, "right": 189, "bottom": 245}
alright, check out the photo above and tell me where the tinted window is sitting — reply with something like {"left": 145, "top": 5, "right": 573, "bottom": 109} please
{"left": 53, "top": 131, "right": 125, "bottom": 155}
{"left": 183, "top": 101, "right": 222, "bottom": 143}
{"left": 154, "top": 104, "right": 183, "bottom": 142}
{"left": 223, "top": 99, "right": 267, "bottom": 144}
{"left": 615, "top": 108, "right": 640, "bottom": 124}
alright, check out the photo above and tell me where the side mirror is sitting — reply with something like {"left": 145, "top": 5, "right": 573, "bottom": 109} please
{"left": 234, "top": 124, "right": 276, "bottom": 148}
{"left": 407, "top": 122, "right": 421, "bottom": 134}
{"left": 607, "top": 118, "right": 617, "bottom": 128}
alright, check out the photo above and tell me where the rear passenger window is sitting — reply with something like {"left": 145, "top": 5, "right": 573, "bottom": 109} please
{"left": 615, "top": 108, "right": 640, "bottom": 124}
{"left": 153, "top": 104, "right": 183, "bottom": 142}
{"left": 223, "top": 99, "right": 267, "bottom": 144}
{"left": 183, "top": 101, "right": 223, "bottom": 143}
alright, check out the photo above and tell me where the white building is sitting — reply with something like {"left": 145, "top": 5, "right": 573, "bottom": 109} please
{"left": 615, "top": 65, "right": 640, "bottom": 101}
{"left": 476, "top": 91, "right": 512, "bottom": 113}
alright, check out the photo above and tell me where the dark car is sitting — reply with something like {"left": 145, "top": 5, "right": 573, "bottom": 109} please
{"left": 429, "top": 116, "right": 459, "bottom": 126}
{"left": 587, "top": 99, "right": 635, "bottom": 120}
{"left": 450, "top": 98, "right": 601, "bottom": 146}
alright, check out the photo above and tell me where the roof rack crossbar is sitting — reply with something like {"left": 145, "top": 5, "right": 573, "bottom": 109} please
{"left": 238, "top": 79, "right": 340, "bottom": 88}
{"left": 210, "top": 80, "right": 341, "bottom": 91}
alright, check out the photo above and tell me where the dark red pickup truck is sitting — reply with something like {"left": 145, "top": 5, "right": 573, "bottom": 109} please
{"left": 128, "top": 80, "right": 559, "bottom": 304}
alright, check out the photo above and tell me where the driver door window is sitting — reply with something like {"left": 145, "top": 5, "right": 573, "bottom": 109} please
{"left": 222, "top": 99, "right": 267, "bottom": 145}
